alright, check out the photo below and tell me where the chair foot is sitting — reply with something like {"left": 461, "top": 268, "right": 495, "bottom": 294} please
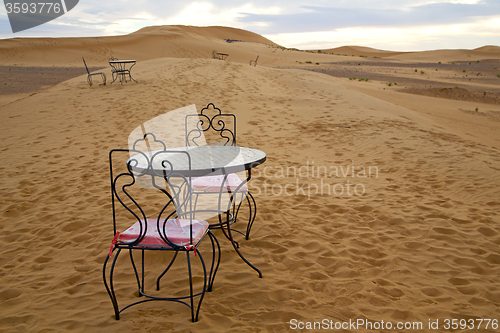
{"left": 207, "top": 231, "right": 221, "bottom": 292}
{"left": 103, "top": 249, "right": 122, "bottom": 320}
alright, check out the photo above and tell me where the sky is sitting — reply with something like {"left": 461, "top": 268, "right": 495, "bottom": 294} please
{"left": 0, "top": 0, "right": 499, "bottom": 51}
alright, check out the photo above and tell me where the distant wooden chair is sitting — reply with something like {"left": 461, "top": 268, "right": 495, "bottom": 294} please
{"left": 82, "top": 57, "right": 106, "bottom": 86}
{"left": 249, "top": 56, "right": 259, "bottom": 66}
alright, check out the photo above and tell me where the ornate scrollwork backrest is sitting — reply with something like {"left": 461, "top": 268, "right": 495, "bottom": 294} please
{"left": 108, "top": 57, "right": 120, "bottom": 73}
{"left": 132, "top": 132, "right": 166, "bottom": 153}
{"left": 185, "top": 103, "right": 236, "bottom": 147}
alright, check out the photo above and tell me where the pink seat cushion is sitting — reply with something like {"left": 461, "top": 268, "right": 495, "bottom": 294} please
{"left": 118, "top": 219, "right": 209, "bottom": 248}
{"left": 191, "top": 174, "right": 247, "bottom": 192}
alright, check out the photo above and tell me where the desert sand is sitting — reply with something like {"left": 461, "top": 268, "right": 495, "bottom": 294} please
{"left": 1, "top": 25, "right": 500, "bottom": 332}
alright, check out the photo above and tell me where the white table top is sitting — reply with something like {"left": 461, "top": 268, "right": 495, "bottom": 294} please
{"left": 129, "top": 146, "right": 266, "bottom": 177}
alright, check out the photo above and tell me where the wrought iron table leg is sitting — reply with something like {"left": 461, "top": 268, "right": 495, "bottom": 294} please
{"left": 223, "top": 170, "right": 262, "bottom": 278}
{"left": 128, "top": 62, "right": 138, "bottom": 83}
{"left": 224, "top": 209, "right": 262, "bottom": 278}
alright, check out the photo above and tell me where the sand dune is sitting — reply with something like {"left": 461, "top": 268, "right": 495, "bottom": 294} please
{"left": 1, "top": 25, "right": 498, "bottom": 67}
{"left": 318, "top": 45, "right": 500, "bottom": 62}
{"left": 0, "top": 25, "right": 500, "bottom": 332}
{"left": 388, "top": 46, "right": 500, "bottom": 62}
{"left": 135, "top": 25, "right": 279, "bottom": 46}
{"left": 321, "top": 45, "right": 409, "bottom": 58}
{"left": 0, "top": 25, "right": 278, "bottom": 67}
{"left": 320, "top": 45, "right": 500, "bottom": 66}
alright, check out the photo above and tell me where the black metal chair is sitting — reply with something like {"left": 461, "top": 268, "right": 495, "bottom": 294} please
{"left": 103, "top": 133, "right": 222, "bottom": 322}
{"left": 185, "top": 103, "right": 258, "bottom": 241}
{"left": 82, "top": 57, "right": 106, "bottom": 86}
{"left": 249, "top": 55, "right": 259, "bottom": 66}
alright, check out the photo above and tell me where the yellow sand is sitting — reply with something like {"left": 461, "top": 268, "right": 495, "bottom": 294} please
{"left": 1, "top": 26, "right": 499, "bottom": 332}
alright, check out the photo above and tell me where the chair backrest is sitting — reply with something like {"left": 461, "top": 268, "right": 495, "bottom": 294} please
{"left": 82, "top": 57, "right": 90, "bottom": 74}
{"left": 109, "top": 133, "right": 197, "bottom": 248}
{"left": 108, "top": 57, "right": 119, "bottom": 72}
{"left": 185, "top": 103, "right": 236, "bottom": 147}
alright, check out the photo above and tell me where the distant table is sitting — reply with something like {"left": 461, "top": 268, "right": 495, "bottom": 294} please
{"left": 109, "top": 60, "right": 137, "bottom": 84}
{"left": 215, "top": 53, "right": 228, "bottom": 60}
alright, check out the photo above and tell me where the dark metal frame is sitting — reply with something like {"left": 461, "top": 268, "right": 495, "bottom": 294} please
{"left": 103, "top": 133, "right": 224, "bottom": 321}
{"left": 185, "top": 103, "right": 261, "bottom": 277}
{"left": 185, "top": 103, "right": 237, "bottom": 147}
{"left": 82, "top": 57, "right": 106, "bottom": 86}
{"left": 108, "top": 57, "right": 138, "bottom": 84}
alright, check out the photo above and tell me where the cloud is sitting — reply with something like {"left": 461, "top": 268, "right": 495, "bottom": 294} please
{"left": 237, "top": 0, "right": 500, "bottom": 33}
{"left": 264, "top": 16, "right": 500, "bottom": 50}
{"left": 0, "top": 0, "right": 498, "bottom": 50}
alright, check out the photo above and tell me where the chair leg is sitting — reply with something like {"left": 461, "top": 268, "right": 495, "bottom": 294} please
{"left": 186, "top": 251, "right": 195, "bottom": 322}
{"left": 141, "top": 249, "right": 145, "bottom": 295}
{"left": 191, "top": 248, "right": 208, "bottom": 322}
{"left": 207, "top": 231, "right": 221, "bottom": 292}
{"left": 104, "top": 246, "right": 213, "bottom": 321}
{"left": 186, "top": 249, "right": 208, "bottom": 322}
{"left": 103, "top": 248, "right": 122, "bottom": 320}
{"left": 245, "top": 192, "right": 257, "bottom": 240}
{"left": 128, "top": 249, "right": 142, "bottom": 296}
